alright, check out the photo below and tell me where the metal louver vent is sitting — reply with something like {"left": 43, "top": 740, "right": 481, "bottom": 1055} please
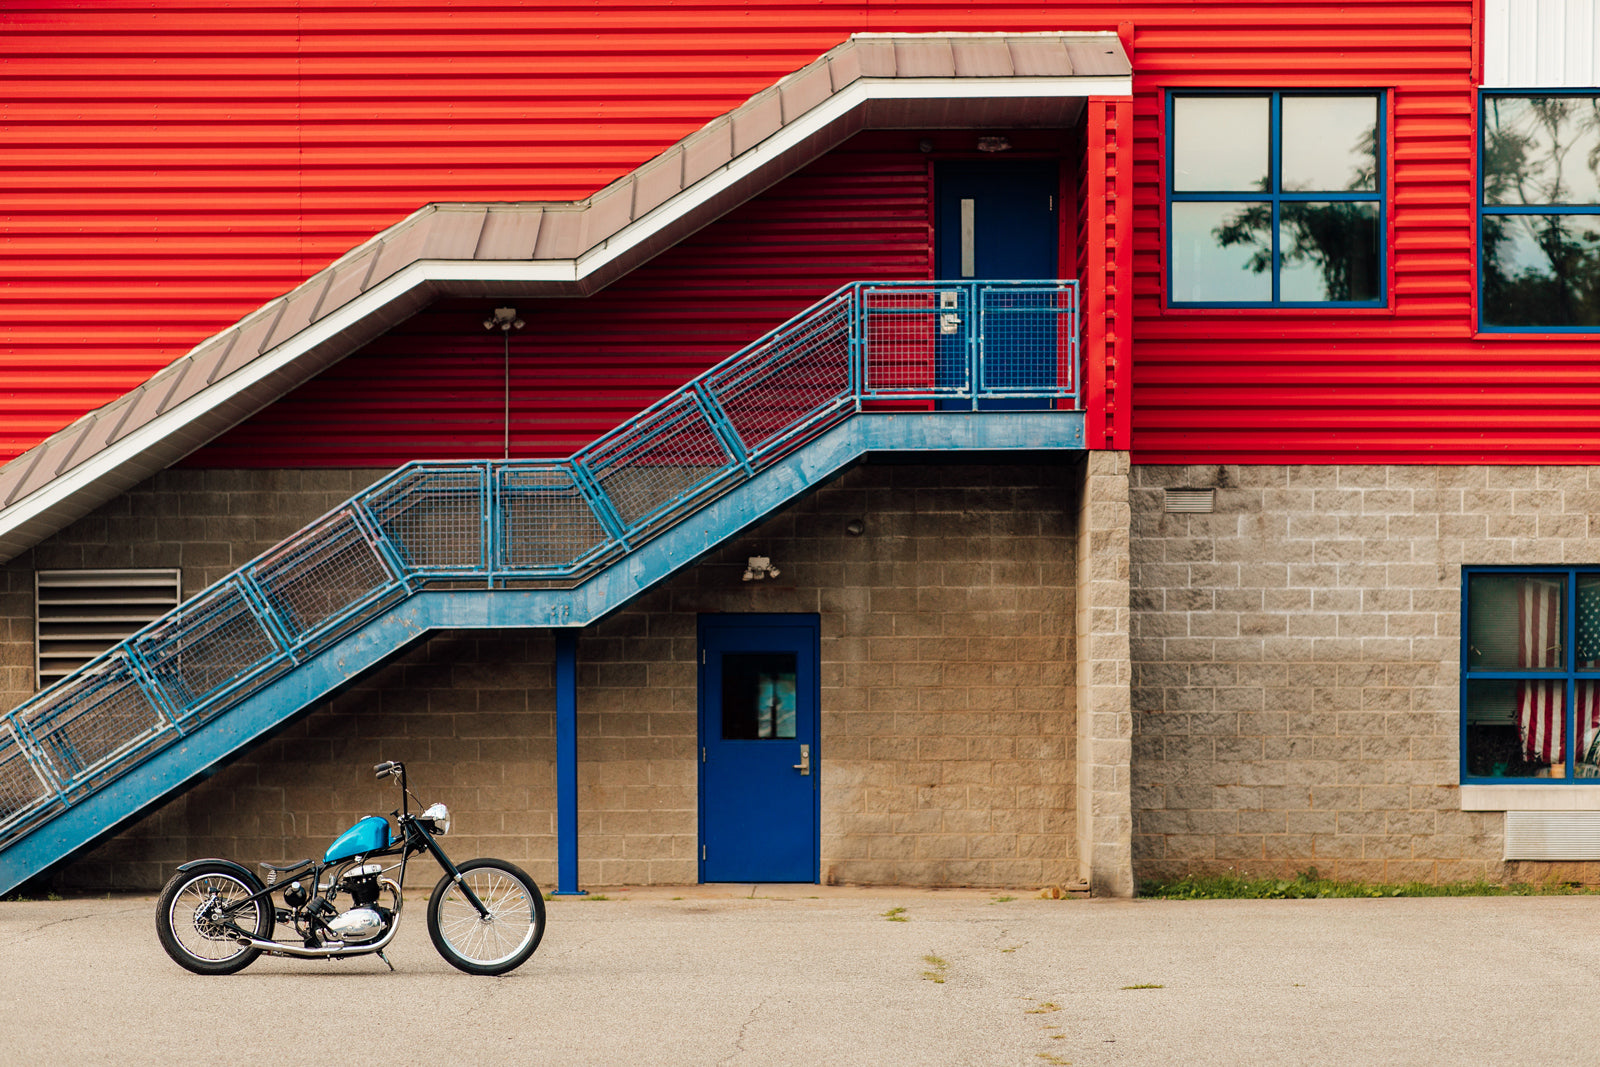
{"left": 1164, "top": 488, "right": 1215, "bottom": 513}
{"left": 35, "top": 569, "right": 181, "bottom": 689}
{"left": 1504, "top": 810, "right": 1600, "bottom": 859}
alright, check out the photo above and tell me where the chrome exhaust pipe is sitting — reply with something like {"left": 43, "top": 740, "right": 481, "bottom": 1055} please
{"left": 241, "top": 878, "right": 403, "bottom": 959}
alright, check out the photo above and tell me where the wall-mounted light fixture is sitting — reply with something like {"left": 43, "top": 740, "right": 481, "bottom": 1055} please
{"left": 845, "top": 519, "right": 865, "bottom": 536}
{"left": 742, "top": 556, "right": 780, "bottom": 581}
{"left": 483, "top": 307, "right": 526, "bottom": 459}
{"left": 976, "top": 136, "right": 1011, "bottom": 153}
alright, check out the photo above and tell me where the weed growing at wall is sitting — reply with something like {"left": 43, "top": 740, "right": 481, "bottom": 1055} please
{"left": 1140, "top": 868, "right": 1600, "bottom": 899}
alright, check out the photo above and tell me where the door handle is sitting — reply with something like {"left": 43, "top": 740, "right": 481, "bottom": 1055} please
{"left": 792, "top": 743, "right": 810, "bottom": 776}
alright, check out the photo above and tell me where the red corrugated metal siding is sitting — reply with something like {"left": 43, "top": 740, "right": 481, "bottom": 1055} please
{"left": 190, "top": 133, "right": 939, "bottom": 465}
{"left": 8, "top": 0, "right": 1545, "bottom": 466}
{"left": 1125, "top": 8, "right": 1487, "bottom": 462}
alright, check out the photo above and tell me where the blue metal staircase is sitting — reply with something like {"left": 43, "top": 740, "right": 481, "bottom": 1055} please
{"left": 0, "top": 280, "right": 1082, "bottom": 894}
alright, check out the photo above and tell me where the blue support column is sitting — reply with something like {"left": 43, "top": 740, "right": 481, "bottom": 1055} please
{"left": 552, "top": 629, "right": 586, "bottom": 896}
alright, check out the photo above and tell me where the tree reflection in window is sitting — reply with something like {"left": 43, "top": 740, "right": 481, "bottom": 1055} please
{"left": 1168, "top": 92, "right": 1384, "bottom": 306}
{"left": 1481, "top": 95, "right": 1600, "bottom": 329}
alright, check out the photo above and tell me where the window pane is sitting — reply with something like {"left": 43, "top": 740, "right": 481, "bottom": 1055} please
{"left": 1282, "top": 96, "right": 1378, "bottom": 192}
{"left": 1467, "top": 572, "right": 1565, "bottom": 671}
{"left": 721, "top": 652, "right": 797, "bottom": 740}
{"left": 1465, "top": 679, "right": 1568, "bottom": 777}
{"left": 1482, "top": 214, "right": 1600, "bottom": 327}
{"left": 1278, "top": 201, "right": 1380, "bottom": 302}
{"left": 1170, "top": 201, "right": 1273, "bottom": 302}
{"left": 1581, "top": 575, "right": 1600, "bottom": 669}
{"left": 1483, "top": 96, "right": 1600, "bottom": 207}
{"left": 1173, "top": 96, "right": 1269, "bottom": 192}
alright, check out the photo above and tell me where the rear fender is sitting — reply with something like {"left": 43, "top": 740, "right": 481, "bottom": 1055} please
{"left": 175, "top": 857, "right": 258, "bottom": 885}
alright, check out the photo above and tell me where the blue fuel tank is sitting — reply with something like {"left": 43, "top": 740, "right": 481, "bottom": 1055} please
{"left": 324, "top": 816, "right": 391, "bottom": 863}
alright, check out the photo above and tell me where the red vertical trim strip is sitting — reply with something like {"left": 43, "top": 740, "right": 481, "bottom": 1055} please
{"left": 1082, "top": 100, "right": 1111, "bottom": 449}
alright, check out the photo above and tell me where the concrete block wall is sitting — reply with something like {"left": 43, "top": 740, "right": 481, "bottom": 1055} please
{"left": 24, "top": 460, "right": 1082, "bottom": 891}
{"left": 1129, "top": 463, "right": 1529, "bottom": 884}
{"left": 1076, "top": 450, "right": 1133, "bottom": 895}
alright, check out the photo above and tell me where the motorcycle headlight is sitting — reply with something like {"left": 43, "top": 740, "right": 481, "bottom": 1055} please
{"left": 421, "top": 802, "right": 450, "bottom": 835}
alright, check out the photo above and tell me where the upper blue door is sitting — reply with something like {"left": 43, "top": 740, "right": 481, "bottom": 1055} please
{"left": 699, "top": 614, "right": 820, "bottom": 883}
{"left": 935, "top": 160, "right": 1060, "bottom": 410}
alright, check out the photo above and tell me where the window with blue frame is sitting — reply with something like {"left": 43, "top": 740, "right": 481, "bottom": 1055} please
{"left": 1480, "top": 93, "right": 1600, "bottom": 330}
{"left": 1167, "top": 91, "right": 1385, "bottom": 307}
{"left": 1462, "top": 567, "right": 1600, "bottom": 782}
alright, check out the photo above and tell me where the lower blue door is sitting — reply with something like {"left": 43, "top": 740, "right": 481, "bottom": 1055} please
{"left": 699, "top": 614, "right": 820, "bottom": 883}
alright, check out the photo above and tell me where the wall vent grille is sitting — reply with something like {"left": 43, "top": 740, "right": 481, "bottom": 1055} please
{"left": 1164, "top": 488, "right": 1215, "bottom": 513}
{"left": 35, "top": 569, "right": 181, "bottom": 689}
{"left": 1503, "top": 810, "right": 1600, "bottom": 859}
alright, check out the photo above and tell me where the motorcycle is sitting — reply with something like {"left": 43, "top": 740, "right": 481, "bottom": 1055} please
{"left": 154, "top": 760, "right": 545, "bottom": 976}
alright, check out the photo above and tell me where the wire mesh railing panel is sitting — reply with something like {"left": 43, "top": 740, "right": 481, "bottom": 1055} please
{"left": 251, "top": 509, "right": 396, "bottom": 639}
{"left": 706, "top": 294, "right": 853, "bottom": 460}
{"left": 0, "top": 726, "right": 56, "bottom": 836}
{"left": 364, "top": 466, "right": 487, "bottom": 572}
{"left": 578, "top": 394, "right": 736, "bottom": 532}
{"left": 133, "top": 581, "right": 282, "bottom": 714}
{"left": 19, "top": 654, "right": 170, "bottom": 794}
{"left": 978, "top": 284, "right": 1078, "bottom": 398}
{"left": 497, "top": 465, "right": 614, "bottom": 573}
{"left": 860, "top": 285, "right": 969, "bottom": 396}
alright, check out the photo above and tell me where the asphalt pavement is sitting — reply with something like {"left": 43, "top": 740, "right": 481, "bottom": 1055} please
{"left": 2, "top": 883, "right": 1594, "bottom": 1065}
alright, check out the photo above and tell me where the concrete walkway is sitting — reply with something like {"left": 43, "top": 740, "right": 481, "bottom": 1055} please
{"left": 2, "top": 884, "right": 1595, "bottom": 1065}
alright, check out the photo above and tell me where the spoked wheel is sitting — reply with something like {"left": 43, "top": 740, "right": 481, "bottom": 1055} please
{"left": 427, "top": 858, "right": 545, "bottom": 976}
{"left": 155, "top": 862, "right": 274, "bottom": 975}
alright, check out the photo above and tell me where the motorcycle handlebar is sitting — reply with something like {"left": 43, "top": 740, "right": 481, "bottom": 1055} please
{"left": 374, "top": 761, "right": 399, "bottom": 778}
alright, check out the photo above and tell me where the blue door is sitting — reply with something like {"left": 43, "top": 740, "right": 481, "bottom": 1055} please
{"left": 935, "top": 160, "right": 1060, "bottom": 409}
{"left": 699, "top": 614, "right": 819, "bottom": 883}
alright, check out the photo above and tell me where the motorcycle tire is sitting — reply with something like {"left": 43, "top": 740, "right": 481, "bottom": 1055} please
{"left": 155, "top": 862, "right": 274, "bottom": 975}
{"left": 427, "top": 858, "right": 546, "bottom": 976}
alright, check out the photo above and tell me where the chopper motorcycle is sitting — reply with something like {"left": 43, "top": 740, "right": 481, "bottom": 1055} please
{"left": 155, "top": 760, "right": 545, "bottom": 976}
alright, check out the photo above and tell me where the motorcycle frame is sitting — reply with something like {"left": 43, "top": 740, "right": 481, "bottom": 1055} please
{"left": 188, "top": 760, "right": 491, "bottom": 960}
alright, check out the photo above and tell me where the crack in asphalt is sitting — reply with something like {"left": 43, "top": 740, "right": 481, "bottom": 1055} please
{"left": 716, "top": 994, "right": 768, "bottom": 1066}
{"left": 0, "top": 902, "right": 145, "bottom": 948}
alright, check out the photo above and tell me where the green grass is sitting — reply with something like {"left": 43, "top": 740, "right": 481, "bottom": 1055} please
{"left": 921, "top": 953, "right": 949, "bottom": 983}
{"left": 1140, "top": 868, "right": 1600, "bottom": 900}
{"left": 1122, "top": 983, "right": 1164, "bottom": 990}
{"left": 883, "top": 906, "right": 908, "bottom": 922}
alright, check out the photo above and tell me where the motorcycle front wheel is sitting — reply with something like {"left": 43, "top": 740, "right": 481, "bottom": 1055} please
{"left": 156, "top": 863, "right": 274, "bottom": 975}
{"left": 427, "top": 858, "right": 545, "bottom": 976}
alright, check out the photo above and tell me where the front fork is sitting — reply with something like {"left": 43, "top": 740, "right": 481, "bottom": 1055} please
{"left": 411, "top": 824, "right": 492, "bottom": 918}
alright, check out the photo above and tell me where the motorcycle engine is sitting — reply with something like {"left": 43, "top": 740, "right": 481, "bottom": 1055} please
{"left": 327, "top": 864, "right": 391, "bottom": 943}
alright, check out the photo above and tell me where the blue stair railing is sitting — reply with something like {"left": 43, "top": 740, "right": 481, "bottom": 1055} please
{"left": 0, "top": 279, "right": 1078, "bottom": 858}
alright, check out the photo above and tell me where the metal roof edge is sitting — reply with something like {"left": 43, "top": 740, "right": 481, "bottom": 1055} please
{"left": 0, "top": 31, "right": 1131, "bottom": 563}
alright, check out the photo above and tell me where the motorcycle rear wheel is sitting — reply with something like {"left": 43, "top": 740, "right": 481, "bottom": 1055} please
{"left": 427, "top": 858, "right": 545, "bottom": 976}
{"left": 156, "top": 863, "right": 274, "bottom": 975}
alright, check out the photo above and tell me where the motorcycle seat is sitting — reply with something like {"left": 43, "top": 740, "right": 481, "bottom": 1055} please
{"left": 259, "top": 859, "right": 312, "bottom": 874}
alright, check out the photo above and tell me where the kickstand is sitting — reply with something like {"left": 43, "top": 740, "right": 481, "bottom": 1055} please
{"left": 376, "top": 949, "right": 395, "bottom": 973}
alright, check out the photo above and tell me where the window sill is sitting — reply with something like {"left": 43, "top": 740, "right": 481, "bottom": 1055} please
{"left": 1460, "top": 784, "right": 1600, "bottom": 811}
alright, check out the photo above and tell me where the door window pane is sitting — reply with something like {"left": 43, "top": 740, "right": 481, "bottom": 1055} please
{"left": 1279, "top": 201, "right": 1381, "bottom": 302}
{"left": 1173, "top": 96, "right": 1270, "bottom": 191}
{"left": 1467, "top": 572, "right": 1565, "bottom": 671}
{"left": 1170, "top": 202, "right": 1273, "bottom": 302}
{"left": 721, "top": 652, "right": 797, "bottom": 740}
{"left": 1281, "top": 96, "right": 1379, "bottom": 192}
